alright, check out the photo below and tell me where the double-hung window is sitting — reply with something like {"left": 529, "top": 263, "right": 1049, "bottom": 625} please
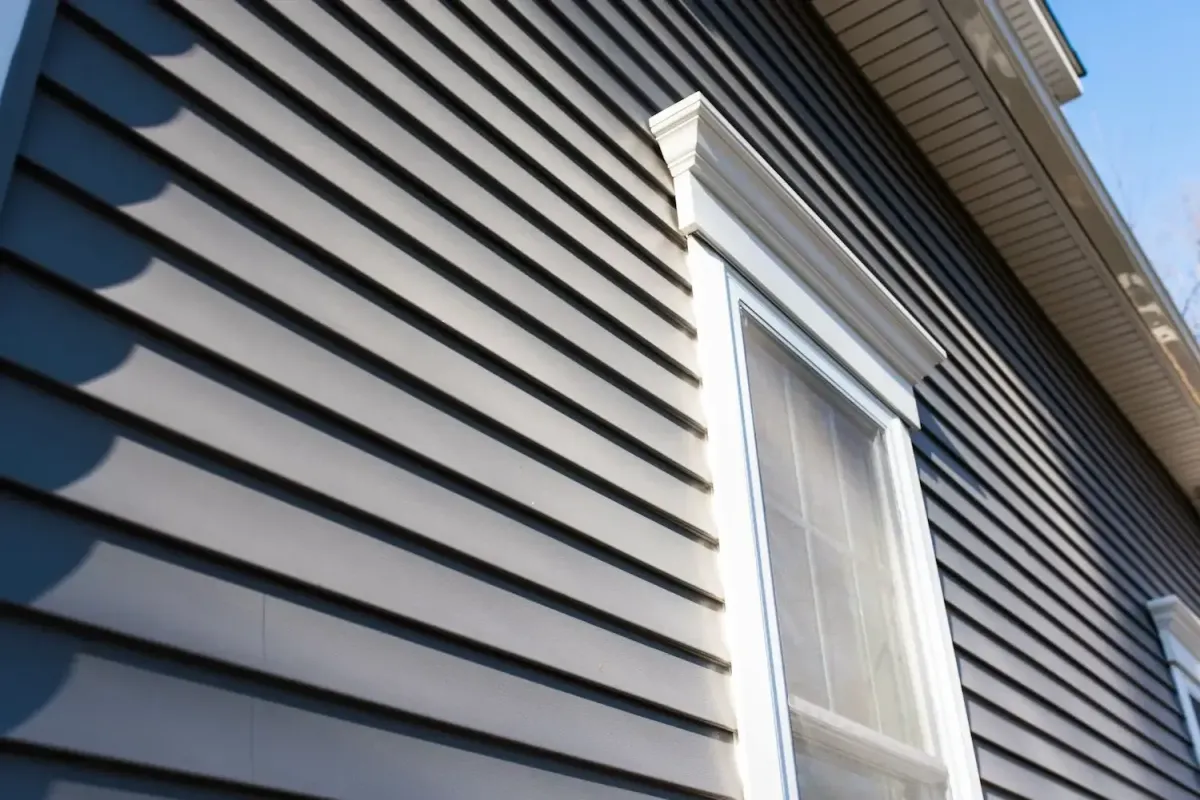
{"left": 1148, "top": 596, "right": 1200, "bottom": 765}
{"left": 651, "top": 94, "right": 982, "bottom": 800}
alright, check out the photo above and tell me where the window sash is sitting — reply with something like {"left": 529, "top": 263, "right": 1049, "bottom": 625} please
{"left": 730, "top": 276, "right": 946, "bottom": 790}
{"left": 790, "top": 696, "right": 949, "bottom": 789}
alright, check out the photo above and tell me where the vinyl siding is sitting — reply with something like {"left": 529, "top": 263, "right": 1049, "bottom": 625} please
{"left": 0, "top": 0, "right": 734, "bottom": 798}
{"left": 448, "top": 0, "right": 1200, "bottom": 797}
{"left": 634, "top": 1, "right": 1199, "bottom": 798}
{"left": 4, "top": 3, "right": 1200, "bottom": 800}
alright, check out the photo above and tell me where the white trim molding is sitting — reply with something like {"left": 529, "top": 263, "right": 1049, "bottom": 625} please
{"left": 650, "top": 94, "right": 981, "bottom": 800}
{"left": 649, "top": 93, "right": 945, "bottom": 421}
{"left": 1148, "top": 595, "right": 1200, "bottom": 764}
{"left": 996, "top": 0, "right": 1082, "bottom": 104}
{"left": 789, "top": 696, "right": 948, "bottom": 788}
{"left": 1149, "top": 596, "right": 1200, "bottom": 685}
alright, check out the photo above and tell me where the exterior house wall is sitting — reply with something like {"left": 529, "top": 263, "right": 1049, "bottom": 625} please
{"left": 0, "top": 1, "right": 734, "bottom": 797}
{"left": 1, "top": 1, "right": 1200, "bottom": 800}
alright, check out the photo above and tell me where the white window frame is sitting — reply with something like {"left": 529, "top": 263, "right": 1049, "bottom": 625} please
{"left": 1148, "top": 595, "right": 1200, "bottom": 765}
{"left": 650, "top": 93, "right": 983, "bottom": 800}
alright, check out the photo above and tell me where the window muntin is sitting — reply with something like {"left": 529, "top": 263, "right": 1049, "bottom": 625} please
{"left": 735, "top": 295, "right": 946, "bottom": 799}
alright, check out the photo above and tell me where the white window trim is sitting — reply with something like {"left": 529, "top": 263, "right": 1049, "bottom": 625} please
{"left": 650, "top": 93, "right": 982, "bottom": 800}
{"left": 1148, "top": 595, "right": 1200, "bottom": 764}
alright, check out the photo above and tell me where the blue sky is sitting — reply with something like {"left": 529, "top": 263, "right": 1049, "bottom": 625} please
{"left": 1051, "top": 0, "right": 1200, "bottom": 322}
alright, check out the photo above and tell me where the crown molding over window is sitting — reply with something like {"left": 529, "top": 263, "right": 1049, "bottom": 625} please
{"left": 1149, "top": 595, "right": 1200, "bottom": 681}
{"left": 649, "top": 93, "right": 946, "bottom": 395}
{"left": 1148, "top": 596, "right": 1200, "bottom": 764}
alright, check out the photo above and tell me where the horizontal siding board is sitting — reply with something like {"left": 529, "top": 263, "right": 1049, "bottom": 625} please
{"left": 918, "top": 389, "right": 1184, "bottom": 619}
{"left": 346, "top": 0, "right": 681, "bottom": 230}
{"left": 929, "top": 497, "right": 1168, "bottom": 682}
{"left": 2, "top": 4, "right": 749, "bottom": 793}
{"left": 946, "top": 577, "right": 1190, "bottom": 745}
{"left": 0, "top": 614, "right": 719, "bottom": 799}
{"left": 967, "top": 700, "right": 1164, "bottom": 800}
{"left": 49, "top": 4, "right": 700, "bottom": 366}
{"left": 935, "top": 533, "right": 1176, "bottom": 714}
{"left": 921, "top": 365, "right": 1178, "bottom": 614}
{"left": 954, "top": 619, "right": 1197, "bottom": 769}
{"left": 0, "top": 274, "right": 725, "bottom": 600}
{"left": 922, "top": 365, "right": 1189, "bottom": 600}
{"left": 449, "top": 0, "right": 676, "bottom": 194}
{"left": 0, "top": 496, "right": 735, "bottom": 793}
{"left": 960, "top": 660, "right": 1198, "bottom": 795}
{"left": 976, "top": 746, "right": 1107, "bottom": 800}
{"left": 0, "top": 372, "right": 725, "bottom": 663}
{"left": 0, "top": 372, "right": 732, "bottom": 725}
{"left": 0, "top": 751, "right": 272, "bottom": 800}
{"left": 2, "top": 172, "right": 710, "bottom": 532}
{"left": 1, "top": 174, "right": 713, "bottom": 535}
{"left": 20, "top": 62, "right": 711, "bottom": 481}
{"left": 921, "top": 461, "right": 1154, "bottom": 638}
{"left": 248, "top": 0, "right": 690, "bottom": 290}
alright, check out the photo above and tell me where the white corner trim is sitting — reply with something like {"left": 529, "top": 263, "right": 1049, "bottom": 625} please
{"left": 1149, "top": 595, "right": 1200, "bottom": 683}
{"left": 649, "top": 93, "right": 947, "bottom": 391}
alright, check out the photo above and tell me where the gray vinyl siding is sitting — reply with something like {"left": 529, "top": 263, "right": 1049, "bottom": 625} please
{"left": 423, "top": 0, "right": 1199, "bottom": 798}
{"left": 4, "top": 2, "right": 1200, "bottom": 800}
{"left": 0, "top": 0, "right": 735, "bottom": 798}
{"left": 608, "top": 2, "right": 1200, "bottom": 799}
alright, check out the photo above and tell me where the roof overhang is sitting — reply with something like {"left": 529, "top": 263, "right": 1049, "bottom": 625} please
{"left": 813, "top": 0, "right": 1200, "bottom": 507}
{"left": 996, "top": 0, "right": 1082, "bottom": 103}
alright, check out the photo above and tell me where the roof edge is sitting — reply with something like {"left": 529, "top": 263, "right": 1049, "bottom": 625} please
{"left": 935, "top": 0, "right": 1200, "bottom": 503}
{"left": 1037, "top": 0, "right": 1087, "bottom": 77}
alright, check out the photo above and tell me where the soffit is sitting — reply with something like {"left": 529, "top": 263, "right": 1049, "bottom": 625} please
{"left": 811, "top": 0, "right": 1200, "bottom": 507}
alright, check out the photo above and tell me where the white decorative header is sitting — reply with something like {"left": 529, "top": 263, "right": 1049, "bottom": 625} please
{"left": 649, "top": 93, "right": 946, "bottom": 389}
{"left": 1148, "top": 595, "right": 1200, "bottom": 681}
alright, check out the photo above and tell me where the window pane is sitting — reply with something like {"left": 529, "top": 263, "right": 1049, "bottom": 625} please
{"left": 741, "top": 315, "right": 924, "bottom": 752}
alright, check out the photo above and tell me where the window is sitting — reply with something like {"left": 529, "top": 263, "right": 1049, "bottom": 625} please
{"left": 737, "top": 278, "right": 950, "bottom": 799}
{"left": 650, "top": 93, "right": 982, "bottom": 800}
{"left": 1148, "top": 596, "right": 1200, "bottom": 765}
